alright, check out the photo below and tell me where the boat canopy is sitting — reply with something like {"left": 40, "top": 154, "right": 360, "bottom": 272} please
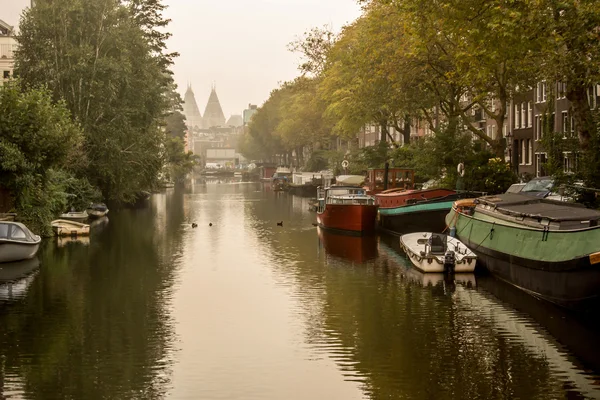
{"left": 476, "top": 193, "right": 600, "bottom": 224}
{"left": 0, "top": 222, "right": 39, "bottom": 243}
{"left": 336, "top": 175, "right": 365, "bottom": 185}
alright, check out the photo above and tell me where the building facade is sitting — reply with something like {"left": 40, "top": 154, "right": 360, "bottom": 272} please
{"left": 0, "top": 19, "right": 16, "bottom": 86}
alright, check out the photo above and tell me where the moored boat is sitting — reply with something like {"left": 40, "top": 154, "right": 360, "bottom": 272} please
{"left": 446, "top": 194, "right": 600, "bottom": 306}
{"left": 51, "top": 219, "right": 90, "bottom": 237}
{"left": 59, "top": 210, "right": 89, "bottom": 222}
{"left": 0, "top": 213, "right": 17, "bottom": 222}
{"left": 86, "top": 203, "right": 109, "bottom": 218}
{"left": 377, "top": 190, "right": 478, "bottom": 234}
{"left": 0, "top": 221, "right": 42, "bottom": 263}
{"left": 316, "top": 185, "right": 378, "bottom": 234}
{"left": 399, "top": 232, "right": 477, "bottom": 273}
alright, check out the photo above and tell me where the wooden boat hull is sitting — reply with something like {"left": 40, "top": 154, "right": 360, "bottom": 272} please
{"left": 376, "top": 188, "right": 456, "bottom": 209}
{"left": 446, "top": 206, "right": 600, "bottom": 306}
{"left": 51, "top": 219, "right": 91, "bottom": 237}
{"left": 317, "top": 204, "right": 378, "bottom": 234}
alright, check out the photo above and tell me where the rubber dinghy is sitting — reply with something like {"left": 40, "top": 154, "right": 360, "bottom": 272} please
{"left": 399, "top": 232, "right": 477, "bottom": 273}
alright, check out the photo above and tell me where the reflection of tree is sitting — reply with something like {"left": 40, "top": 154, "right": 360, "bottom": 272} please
{"left": 244, "top": 190, "right": 585, "bottom": 400}
{"left": 0, "top": 189, "right": 186, "bottom": 399}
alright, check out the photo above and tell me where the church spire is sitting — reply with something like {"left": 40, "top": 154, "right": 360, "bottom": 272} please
{"left": 203, "top": 86, "right": 226, "bottom": 128}
{"left": 182, "top": 84, "right": 203, "bottom": 129}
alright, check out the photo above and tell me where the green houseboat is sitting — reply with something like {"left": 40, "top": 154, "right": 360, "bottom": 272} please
{"left": 446, "top": 194, "right": 600, "bottom": 306}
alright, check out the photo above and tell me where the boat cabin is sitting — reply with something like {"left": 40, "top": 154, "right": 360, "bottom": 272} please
{"left": 317, "top": 186, "right": 375, "bottom": 211}
{"left": 365, "top": 168, "right": 414, "bottom": 194}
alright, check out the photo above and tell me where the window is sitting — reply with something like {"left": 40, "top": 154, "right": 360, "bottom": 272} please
{"left": 527, "top": 102, "right": 532, "bottom": 127}
{"left": 2, "top": 70, "right": 9, "bottom": 79}
{"left": 557, "top": 82, "right": 567, "bottom": 99}
{"left": 537, "top": 82, "right": 547, "bottom": 103}
{"left": 588, "top": 86, "right": 598, "bottom": 109}
{"left": 0, "top": 224, "right": 8, "bottom": 239}
{"left": 564, "top": 152, "right": 573, "bottom": 173}
{"left": 490, "top": 98, "right": 496, "bottom": 113}
{"left": 519, "top": 140, "right": 524, "bottom": 165}
{"left": 515, "top": 104, "right": 520, "bottom": 129}
{"left": 9, "top": 225, "right": 27, "bottom": 240}
{"left": 536, "top": 153, "right": 547, "bottom": 177}
{"left": 562, "top": 111, "right": 568, "bottom": 136}
{"left": 571, "top": 115, "right": 575, "bottom": 134}
{"left": 521, "top": 102, "right": 526, "bottom": 128}
{"left": 535, "top": 115, "right": 542, "bottom": 140}
{"left": 527, "top": 139, "right": 532, "bottom": 165}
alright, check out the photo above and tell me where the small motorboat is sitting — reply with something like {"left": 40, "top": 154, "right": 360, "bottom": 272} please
{"left": 0, "top": 221, "right": 42, "bottom": 263}
{"left": 51, "top": 219, "right": 90, "bottom": 237}
{"left": 400, "top": 232, "right": 477, "bottom": 273}
{"left": 86, "top": 203, "right": 109, "bottom": 218}
{"left": 0, "top": 213, "right": 17, "bottom": 221}
{"left": 59, "top": 210, "right": 89, "bottom": 222}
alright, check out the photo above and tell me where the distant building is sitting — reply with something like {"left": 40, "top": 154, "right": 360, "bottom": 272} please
{"left": 243, "top": 104, "right": 258, "bottom": 126}
{"left": 203, "top": 86, "right": 226, "bottom": 128}
{"left": 0, "top": 19, "right": 16, "bottom": 86}
{"left": 226, "top": 115, "right": 243, "bottom": 127}
{"left": 182, "top": 84, "right": 203, "bottom": 130}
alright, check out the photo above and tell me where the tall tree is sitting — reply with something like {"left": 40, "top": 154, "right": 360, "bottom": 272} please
{"left": 16, "top": 0, "right": 177, "bottom": 202}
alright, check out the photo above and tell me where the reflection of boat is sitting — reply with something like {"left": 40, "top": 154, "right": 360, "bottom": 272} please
{"left": 90, "top": 216, "right": 109, "bottom": 232}
{"left": 59, "top": 210, "right": 89, "bottom": 222}
{"left": 446, "top": 194, "right": 600, "bottom": 306}
{"left": 400, "top": 232, "right": 477, "bottom": 273}
{"left": 378, "top": 240, "right": 476, "bottom": 288}
{"left": 0, "top": 257, "right": 40, "bottom": 282}
{"left": 56, "top": 236, "right": 91, "bottom": 247}
{"left": 318, "top": 228, "right": 378, "bottom": 263}
{"left": 51, "top": 219, "right": 90, "bottom": 237}
{"left": 454, "top": 284, "right": 600, "bottom": 398}
{"left": 86, "top": 203, "right": 109, "bottom": 218}
{"left": 316, "top": 186, "right": 378, "bottom": 234}
{"left": 0, "top": 221, "right": 42, "bottom": 263}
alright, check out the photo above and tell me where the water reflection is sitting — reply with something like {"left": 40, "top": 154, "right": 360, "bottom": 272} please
{"left": 0, "top": 189, "right": 184, "bottom": 399}
{"left": 0, "top": 183, "right": 599, "bottom": 399}
{"left": 317, "top": 228, "right": 378, "bottom": 263}
{"left": 0, "top": 258, "right": 40, "bottom": 303}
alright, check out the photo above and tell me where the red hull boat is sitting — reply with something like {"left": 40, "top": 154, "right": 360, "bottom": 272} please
{"left": 316, "top": 186, "right": 379, "bottom": 234}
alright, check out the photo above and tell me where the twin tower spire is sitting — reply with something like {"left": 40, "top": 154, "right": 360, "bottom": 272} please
{"left": 182, "top": 84, "right": 226, "bottom": 129}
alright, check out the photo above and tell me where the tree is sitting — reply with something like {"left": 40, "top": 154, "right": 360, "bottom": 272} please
{"left": 0, "top": 82, "right": 89, "bottom": 234}
{"left": 16, "top": 0, "right": 177, "bottom": 203}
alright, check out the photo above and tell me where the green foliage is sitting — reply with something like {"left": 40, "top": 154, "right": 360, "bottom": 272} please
{"left": 304, "top": 150, "right": 329, "bottom": 172}
{"left": 164, "top": 111, "right": 187, "bottom": 139}
{"left": 0, "top": 83, "right": 90, "bottom": 235}
{"left": 163, "top": 136, "right": 197, "bottom": 182}
{"left": 16, "top": 0, "right": 177, "bottom": 203}
{"left": 464, "top": 157, "right": 516, "bottom": 195}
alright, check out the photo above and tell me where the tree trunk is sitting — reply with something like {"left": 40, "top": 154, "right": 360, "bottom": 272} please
{"left": 402, "top": 116, "right": 411, "bottom": 146}
{"left": 567, "top": 85, "right": 594, "bottom": 151}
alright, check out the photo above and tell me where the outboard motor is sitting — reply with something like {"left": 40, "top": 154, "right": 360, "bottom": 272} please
{"left": 443, "top": 250, "right": 456, "bottom": 274}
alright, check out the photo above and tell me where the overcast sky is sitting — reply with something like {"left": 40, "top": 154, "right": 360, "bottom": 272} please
{"left": 3, "top": 0, "right": 361, "bottom": 118}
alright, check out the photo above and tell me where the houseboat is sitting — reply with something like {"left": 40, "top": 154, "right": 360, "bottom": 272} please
{"left": 446, "top": 194, "right": 600, "bottom": 306}
{"left": 316, "top": 184, "right": 378, "bottom": 234}
{"left": 377, "top": 190, "right": 477, "bottom": 235}
{"left": 364, "top": 168, "right": 414, "bottom": 195}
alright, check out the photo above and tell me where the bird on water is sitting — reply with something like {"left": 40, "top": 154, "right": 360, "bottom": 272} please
{"left": 191, "top": 223, "right": 198, "bottom": 228}
{"left": 209, "top": 223, "right": 213, "bottom": 227}
{"left": 277, "top": 221, "right": 283, "bottom": 227}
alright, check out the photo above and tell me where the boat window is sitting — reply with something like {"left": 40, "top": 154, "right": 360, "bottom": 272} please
{"left": 0, "top": 224, "right": 8, "bottom": 239}
{"left": 10, "top": 225, "right": 27, "bottom": 240}
{"left": 522, "top": 178, "right": 554, "bottom": 192}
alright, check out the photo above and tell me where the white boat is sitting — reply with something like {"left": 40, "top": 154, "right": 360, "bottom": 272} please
{"left": 51, "top": 219, "right": 90, "bottom": 237}
{"left": 0, "top": 221, "right": 42, "bottom": 263}
{"left": 59, "top": 210, "right": 89, "bottom": 222}
{"left": 399, "top": 232, "right": 477, "bottom": 273}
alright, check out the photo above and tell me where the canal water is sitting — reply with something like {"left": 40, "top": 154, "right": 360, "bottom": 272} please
{"left": 1, "top": 181, "right": 600, "bottom": 399}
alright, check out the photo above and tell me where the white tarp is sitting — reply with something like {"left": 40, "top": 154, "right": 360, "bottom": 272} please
{"left": 336, "top": 175, "right": 365, "bottom": 185}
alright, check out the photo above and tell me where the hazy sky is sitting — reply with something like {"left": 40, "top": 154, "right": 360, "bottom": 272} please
{"left": 3, "top": 0, "right": 362, "bottom": 118}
